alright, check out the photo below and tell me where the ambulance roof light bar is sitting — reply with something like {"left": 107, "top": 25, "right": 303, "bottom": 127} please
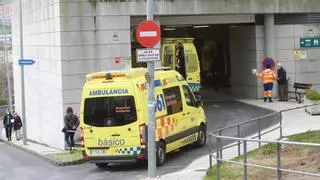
{"left": 161, "top": 38, "right": 194, "bottom": 44}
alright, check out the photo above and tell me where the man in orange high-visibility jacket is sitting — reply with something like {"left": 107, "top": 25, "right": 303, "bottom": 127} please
{"left": 256, "top": 64, "right": 278, "bottom": 102}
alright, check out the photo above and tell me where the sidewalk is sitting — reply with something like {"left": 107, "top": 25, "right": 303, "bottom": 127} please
{"left": 151, "top": 99, "right": 320, "bottom": 180}
{"left": 0, "top": 129, "right": 84, "bottom": 166}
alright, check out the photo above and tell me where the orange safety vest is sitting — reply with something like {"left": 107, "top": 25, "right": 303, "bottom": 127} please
{"left": 256, "top": 69, "right": 277, "bottom": 84}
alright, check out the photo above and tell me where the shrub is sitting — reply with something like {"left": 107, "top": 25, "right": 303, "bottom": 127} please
{"left": 0, "top": 99, "right": 7, "bottom": 105}
{"left": 305, "top": 90, "right": 320, "bottom": 101}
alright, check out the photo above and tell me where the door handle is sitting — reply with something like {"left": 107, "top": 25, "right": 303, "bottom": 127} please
{"left": 112, "top": 133, "right": 120, "bottom": 137}
{"left": 187, "top": 112, "right": 191, "bottom": 115}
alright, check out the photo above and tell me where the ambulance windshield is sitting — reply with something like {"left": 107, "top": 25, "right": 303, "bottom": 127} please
{"left": 84, "top": 96, "right": 137, "bottom": 127}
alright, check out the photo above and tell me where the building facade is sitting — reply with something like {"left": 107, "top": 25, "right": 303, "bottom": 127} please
{"left": 11, "top": 0, "right": 320, "bottom": 149}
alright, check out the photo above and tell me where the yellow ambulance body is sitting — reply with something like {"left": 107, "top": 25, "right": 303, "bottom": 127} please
{"left": 80, "top": 68, "right": 206, "bottom": 167}
{"left": 161, "top": 38, "right": 201, "bottom": 94}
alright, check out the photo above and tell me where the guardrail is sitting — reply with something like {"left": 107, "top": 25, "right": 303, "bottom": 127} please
{"left": 208, "top": 103, "right": 320, "bottom": 180}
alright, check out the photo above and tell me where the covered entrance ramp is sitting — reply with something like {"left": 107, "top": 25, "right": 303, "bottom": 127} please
{"left": 131, "top": 15, "right": 262, "bottom": 100}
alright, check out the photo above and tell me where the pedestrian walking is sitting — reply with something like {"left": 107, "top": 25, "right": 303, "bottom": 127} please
{"left": 256, "top": 64, "right": 278, "bottom": 102}
{"left": 63, "top": 107, "right": 79, "bottom": 153}
{"left": 13, "top": 112, "right": 23, "bottom": 141}
{"left": 3, "top": 109, "right": 13, "bottom": 141}
{"left": 277, "top": 63, "right": 288, "bottom": 101}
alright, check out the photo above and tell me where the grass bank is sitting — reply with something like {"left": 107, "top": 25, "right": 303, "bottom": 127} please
{"left": 205, "top": 130, "right": 320, "bottom": 180}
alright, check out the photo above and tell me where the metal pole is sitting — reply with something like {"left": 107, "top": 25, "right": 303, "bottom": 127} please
{"left": 19, "top": 0, "right": 27, "bottom": 145}
{"left": 277, "top": 142, "right": 282, "bottom": 180}
{"left": 216, "top": 137, "right": 221, "bottom": 180}
{"left": 243, "top": 140, "right": 248, "bottom": 180}
{"left": 258, "top": 118, "right": 261, "bottom": 148}
{"left": 279, "top": 112, "right": 283, "bottom": 139}
{"left": 146, "top": 0, "right": 156, "bottom": 177}
{"left": 209, "top": 149, "right": 212, "bottom": 169}
{"left": 237, "top": 125, "right": 241, "bottom": 156}
{"left": 219, "top": 130, "right": 222, "bottom": 159}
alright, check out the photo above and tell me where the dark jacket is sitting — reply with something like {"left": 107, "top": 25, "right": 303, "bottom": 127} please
{"left": 13, "top": 115, "right": 22, "bottom": 131}
{"left": 64, "top": 114, "right": 80, "bottom": 132}
{"left": 277, "top": 67, "right": 287, "bottom": 84}
{"left": 3, "top": 113, "right": 13, "bottom": 127}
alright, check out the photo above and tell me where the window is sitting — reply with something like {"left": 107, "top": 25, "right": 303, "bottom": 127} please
{"left": 185, "top": 53, "right": 199, "bottom": 73}
{"left": 163, "top": 86, "right": 183, "bottom": 115}
{"left": 163, "top": 46, "right": 174, "bottom": 69}
{"left": 182, "top": 85, "right": 197, "bottom": 107}
{"left": 84, "top": 96, "right": 137, "bottom": 127}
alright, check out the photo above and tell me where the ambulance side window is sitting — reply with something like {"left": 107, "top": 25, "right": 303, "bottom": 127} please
{"left": 182, "top": 85, "right": 197, "bottom": 107}
{"left": 163, "top": 86, "right": 183, "bottom": 115}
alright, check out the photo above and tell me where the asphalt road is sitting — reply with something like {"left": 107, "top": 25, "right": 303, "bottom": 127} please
{"left": 0, "top": 101, "right": 279, "bottom": 180}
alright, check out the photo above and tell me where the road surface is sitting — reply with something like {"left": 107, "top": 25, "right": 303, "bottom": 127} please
{"left": 0, "top": 101, "right": 278, "bottom": 180}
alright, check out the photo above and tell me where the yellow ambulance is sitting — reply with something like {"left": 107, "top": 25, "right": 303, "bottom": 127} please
{"left": 80, "top": 68, "right": 207, "bottom": 167}
{"left": 161, "top": 38, "right": 201, "bottom": 95}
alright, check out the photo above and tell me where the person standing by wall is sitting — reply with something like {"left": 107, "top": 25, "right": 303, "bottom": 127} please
{"left": 13, "top": 112, "right": 23, "bottom": 141}
{"left": 63, "top": 107, "right": 79, "bottom": 153}
{"left": 175, "top": 43, "right": 187, "bottom": 79}
{"left": 256, "top": 64, "right": 278, "bottom": 102}
{"left": 3, "top": 109, "right": 13, "bottom": 141}
{"left": 277, "top": 63, "right": 288, "bottom": 101}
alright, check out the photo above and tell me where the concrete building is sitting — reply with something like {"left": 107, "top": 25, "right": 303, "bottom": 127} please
{"left": 10, "top": 0, "right": 320, "bottom": 149}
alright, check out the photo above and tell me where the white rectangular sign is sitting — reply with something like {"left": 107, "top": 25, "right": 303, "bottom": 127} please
{"left": 139, "top": 31, "right": 157, "bottom": 37}
{"left": 136, "top": 48, "right": 160, "bottom": 62}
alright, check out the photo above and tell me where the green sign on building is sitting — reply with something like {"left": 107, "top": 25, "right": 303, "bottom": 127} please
{"left": 300, "top": 37, "right": 320, "bottom": 48}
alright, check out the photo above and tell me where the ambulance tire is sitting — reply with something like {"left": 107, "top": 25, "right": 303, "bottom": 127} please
{"left": 156, "top": 141, "right": 166, "bottom": 166}
{"left": 95, "top": 163, "right": 109, "bottom": 168}
{"left": 196, "top": 125, "right": 206, "bottom": 147}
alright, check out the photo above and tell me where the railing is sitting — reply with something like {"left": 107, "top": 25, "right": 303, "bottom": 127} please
{"left": 207, "top": 103, "right": 320, "bottom": 180}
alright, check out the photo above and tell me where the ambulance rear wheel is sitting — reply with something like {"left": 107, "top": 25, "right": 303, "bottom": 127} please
{"left": 95, "top": 163, "right": 109, "bottom": 168}
{"left": 156, "top": 141, "right": 166, "bottom": 166}
{"left": 196, "top": 125, "right": 206, "bottom": 147}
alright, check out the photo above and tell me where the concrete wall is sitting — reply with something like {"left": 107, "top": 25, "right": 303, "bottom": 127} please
{"left": 59, "top": 1, "right": 132, "bottom": 115}
{"left": 11, "top": 0, "right": 64, "bottom": 148}
{"left": 275, "top": 24, "right": 320, "bottom": 91}
{"left": 89, "top": 0, "right": 320, "bottom": 15}
{"left": 229, "top": 26, "right": 258, "bottom": 98}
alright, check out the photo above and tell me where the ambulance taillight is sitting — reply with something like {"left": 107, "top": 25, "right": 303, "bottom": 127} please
{"left": 80, "top": 127, "right": 85, "bottom": 148}
{"left": 139, "top": 124, "right": 146, "bottom": 145}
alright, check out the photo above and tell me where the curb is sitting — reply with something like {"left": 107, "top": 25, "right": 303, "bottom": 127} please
{"left": 2, "top": 141, "right": 87, "bottom": 166}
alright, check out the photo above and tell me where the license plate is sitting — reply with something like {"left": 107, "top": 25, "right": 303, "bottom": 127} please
{"left": 90, "top": 149, "right": 107, "bottom": 155}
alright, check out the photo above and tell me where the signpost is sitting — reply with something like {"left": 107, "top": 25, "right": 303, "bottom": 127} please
{"left": 261, "top": 57, "right": 275, "bottom": 70}
{"left": 300, "top": 37, "right": 320, "bottom": 48}
{"left": 19, "top": 0, "right": 28, "bottom": 145}
{"left": 136, "top": 0, "right": 161, "bottom": 177}
{"left": 136, "top": 48, "right": 160, "bottom": 63}
{"left": 136, "top": 20, "right": 161, "bottom": 48}
{"left": 19, "top": 59, "right": 35, "bottom": 65}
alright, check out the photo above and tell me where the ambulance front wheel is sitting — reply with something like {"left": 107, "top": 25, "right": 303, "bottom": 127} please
{"left": 95, "top": 163, "right": 109, "bottom": 168}
{"left": 196, "top": 125, "right": 207, "bottom": 147}
{"left": 156, "top": 141, "right": 166, "bottom": 166}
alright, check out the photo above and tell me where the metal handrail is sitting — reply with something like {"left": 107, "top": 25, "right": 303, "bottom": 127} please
{"left": 208, "top": 103, "right": 320, "bottom": 180}
{"left": 210, "top": 111, "right": 279, "bottom": 134}
{"left": 209, "top": 134, "right": 320, "bottom": 147}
